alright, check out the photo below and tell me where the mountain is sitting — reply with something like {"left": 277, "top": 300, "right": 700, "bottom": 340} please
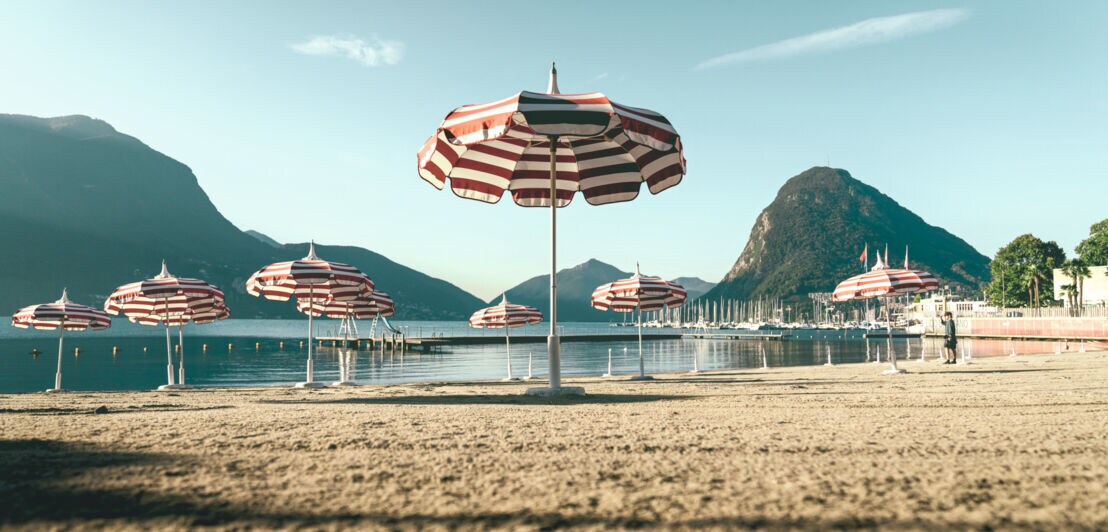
{"left": 245, "top": 230, "right": 281, "bottom": 248}
{"left": 671, "top": 277, "right": 715, "bottom": 300}
{"left": 496, "top": 259, "right": 634, "bottom": 322}
{"left": 0, "top": 114, "right": 484, "bottom": 319}
{"left": 702, "top": 167, "right": 990, "bottom": 305}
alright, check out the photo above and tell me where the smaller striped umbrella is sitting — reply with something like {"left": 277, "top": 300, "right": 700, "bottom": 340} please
{"left": 245, "top": 242, "right": 374, "bottom": 388}
{"left": 296, "top": 289, "right": 395, "bottom": 386}
{"left": 833, "top": 251, "right": 938, "bottom": 373}
{"left": 592, "top": 265, "right": 687, "bottom": 379}
{"left": 10, "top": 289, "right": 112, "bottom": 392}
{"left": 469, "top": 295, "right": 543, "bottom": 380}
{"left": 105, "top": 261, "right": 225, "bottom": 389}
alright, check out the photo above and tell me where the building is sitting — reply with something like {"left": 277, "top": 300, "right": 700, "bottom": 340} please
{"left": 1052, "top": 265, "right": 1108, "bottom": 307}
{"left": 907, "top": 295, "right": 993, "bottom": 319}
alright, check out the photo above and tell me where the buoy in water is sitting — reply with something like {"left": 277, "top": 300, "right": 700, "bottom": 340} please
{"left": 255, "top": 342, "right": 260, "bottom": 350}
{"left": 31, "top": 348, "right": 41, "bottom": 357}
{"left": 202, "top": 343, "right": 208, "bottom": 352}
{"left": 74, "top": 347, "right": 81, "bottom": 356}
{"left": 112, "top": 346, "right": 119, "bottom": 355}
{"left": 143, "top": 346, "right": 148, "bottom": 353}
{"left": 279, "top": 341, "right": 284, "bottom": 348}
{"left": 228, "top": 343, "right": 234, "bottom": 351}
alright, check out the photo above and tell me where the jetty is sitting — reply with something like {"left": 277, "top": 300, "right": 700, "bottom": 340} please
{"left": 680, "top": 332, "right": 789, "bottom": 341}
{"left": 315, "top": 332, "right": 683, "bottom": 352}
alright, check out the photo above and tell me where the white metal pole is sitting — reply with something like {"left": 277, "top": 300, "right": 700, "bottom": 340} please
{"left": 307, "top": 285, "right": 314, "bottom": 383}
{"left": 887, "top": 296, "right": 899, "bottom": 373}
{"left": 547, "top": 137, "right": 561, "bottom": 390}
{"left": 163, "top": 300, "right": 174, "bottom": 386}
{"left": 761, "top": 344, "right": 768, "bottom": 369}
{"left": 505, "top": 326, "right": 513, "bottom": 380}
{"left": 164, "top": 322, "right": 174, "bottom": 386}
{"left": 637, "top": 307, "right": 645, "bottom": 377}
{"left": 54, "top": 324, "right": 64, "bottom": 391}
{"left": 177, "top": 325, "right": 186, "bottom": 385}
{"left": 604, "top": 348, "right": 613, "bottom": 377}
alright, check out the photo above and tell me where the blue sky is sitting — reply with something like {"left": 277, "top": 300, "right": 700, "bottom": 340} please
{"left": 2, "top": 1, "right": 1105, "bottom": 300}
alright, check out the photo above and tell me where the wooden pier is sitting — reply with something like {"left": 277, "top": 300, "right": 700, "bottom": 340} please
{"left": 680, "top": 332, "right": 789, "bottom": 341}
{"left": 315, "top": 333, "right": 683, "bottom": 352}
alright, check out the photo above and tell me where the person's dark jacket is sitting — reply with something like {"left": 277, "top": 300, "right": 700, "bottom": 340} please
{"left": 944, "top": 319, "right": 956, "bottom": 340}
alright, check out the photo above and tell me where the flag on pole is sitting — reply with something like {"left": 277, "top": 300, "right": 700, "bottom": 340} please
{"left": 859, "top": 244, "right": 868, "bottom": 271}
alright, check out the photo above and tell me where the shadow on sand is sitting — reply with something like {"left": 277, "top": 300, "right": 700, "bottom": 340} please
{"left": 255, "top": 393, "right": 687, "bottom": 406}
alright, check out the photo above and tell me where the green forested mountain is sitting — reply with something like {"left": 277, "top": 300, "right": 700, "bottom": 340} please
{"left": 0, "top": 114, "right": 483, "bottom": 319}
{"left": 702, "top": 167, "right": 990, "bottom": 303}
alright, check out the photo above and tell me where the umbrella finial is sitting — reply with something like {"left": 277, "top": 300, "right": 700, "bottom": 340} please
{"left": 904, "top": 245, "right": 909, "bottom": 269}
{"left": 157, "top": 260, "right": 171, "bottom": 278}
{"left": 501, "top": 293, "right": 509, "bottom": 305}
{"left": 634, "top": 262, "right": 641, "bottom": 278}
{"left": 58, "top": 288, "right": 70, "bottom": 303}
{"left": 306, "top": 240, "right": 319, "bottom": 260}
{"left": 547, "top": 62, "right": 560, "bottom": 94}
{"left": 872, "top": 252, "right": 886, "bottom": 271}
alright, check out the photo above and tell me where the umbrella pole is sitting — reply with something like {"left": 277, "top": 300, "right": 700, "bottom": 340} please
{"left": 54, "top": 323, "right": 64, "bottom": 391}
{"left": 164, "top": 321, "right": 174, "bottom": 386}
{"left": 178, "top": 325, "right": 186, "bottom": 386}
{"left": 886, "top": 296, "right": 900, "bottom": 373}
{"left": 307, "top": 289, "right": 314, "bottom": 384}
{"left": 547, "top": 136, "right": 561, "bottom": 390}
{"left": 637, "top": 307, "right": 645, "bottom": 377}
{"left": 505, "top": 326, "right": 513, "bottom": 380}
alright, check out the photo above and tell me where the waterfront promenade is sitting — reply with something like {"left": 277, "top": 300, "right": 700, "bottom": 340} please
{"left": 1, "top": 350, "right": 1105, "bottom": 529}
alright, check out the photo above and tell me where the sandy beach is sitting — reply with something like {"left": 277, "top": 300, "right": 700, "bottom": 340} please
{"left": 1, "top": 351, "right": 1106, "bottom": 530}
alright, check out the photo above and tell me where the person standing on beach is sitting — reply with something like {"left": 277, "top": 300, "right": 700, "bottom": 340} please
{"left": 941, "top": 311, "right": 957, "bottom": 364}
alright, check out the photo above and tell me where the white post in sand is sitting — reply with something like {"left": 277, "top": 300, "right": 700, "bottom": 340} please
{"left": 631, "top": 308, "right": 651, "bottom": 381}
{"left": 824, "top": 345, "right": 833, "bottom": 366}
{"left": 523, "top": 351, "right": 535, "bottom": 380}
{"left": 503, "top": 326, "right": 515, "bottom": 381}
{"left": 875, "top": 345, "right": 881, "bottom": 364}
{"left": 761, "top": 344, "right": 768, "bottom": 369}
{"left": 603, "top": 348, "right": 613, "bottom": 377}
{"left": 865, "top": 338, "right": 871, "bottom": 362}
{"left": 691, "top": 348, "right": 700, "bottom": 373}
{"left": 51, "top": 321, "right": 65, "bottom": 392}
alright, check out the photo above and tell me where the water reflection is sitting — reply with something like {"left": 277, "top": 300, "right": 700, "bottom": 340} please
{"left": 0, "top": 321, "right": 1076, "bottom": 393}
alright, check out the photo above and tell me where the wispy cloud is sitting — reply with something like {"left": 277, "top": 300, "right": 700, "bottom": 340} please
{"left": 291, "top": 34, "right": 403, "bottom": 67}
{"left": 591, "top": 72, "right": 609, "bottom": 82}
{"left": 695, "top": 8, "right": 970, "bottom": 70}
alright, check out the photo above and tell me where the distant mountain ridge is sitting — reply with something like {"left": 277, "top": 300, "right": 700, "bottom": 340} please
{"left": 496, "top": 260, "right": 709, "bottom": 322}
{"left": 0, "top": 114, "right": 484, "bottom": 319}
{"left": 702, "top": 167, "right": 990, "bottom": 304}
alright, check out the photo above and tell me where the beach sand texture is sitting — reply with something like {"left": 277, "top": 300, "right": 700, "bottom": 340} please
{"left": 1, "top": 351, "right": 1106, "bottom": 530}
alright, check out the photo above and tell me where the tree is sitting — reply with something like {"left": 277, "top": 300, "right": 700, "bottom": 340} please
{"left": 986, "top": 234, "right": 1066, "bottom": 307}
{"left": 1076, "top": 218, "right": 1108, "bottom": 266}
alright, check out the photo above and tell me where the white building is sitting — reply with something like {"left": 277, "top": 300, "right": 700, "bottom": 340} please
{"left": 1053, "top": 265, "right": 1108, "bottom": 307}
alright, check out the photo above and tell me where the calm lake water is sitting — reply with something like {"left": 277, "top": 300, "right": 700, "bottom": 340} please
{"left": 0, "top": 319, "right": 1066, "bottom": 393}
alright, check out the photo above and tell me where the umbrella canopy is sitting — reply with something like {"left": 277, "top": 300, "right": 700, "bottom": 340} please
{"left": 831, "top": 252, "right": 937, "bottom": 374}
{"left": 246, "top": 242, "right": 371, "bottom": 302}
{"left": 469, "top": 295, "right": 543, "bottom": 328}
{"left": 12, "top": 289, "right": 112, "bottom": 331}
{"left": 591, "top": 266, "right": 686, "bottom": 379}
{"left": 245, "top": 242, "right": 375, "bottom": 388}
{"left": 417, "top": 65, "right": 687, "bottom": 393}
{"left": 295, "top": 289, "right": 396, "bottom": 319}
{"left": 11, "top": 289, "right": 111, "bottom": 392}
{"left": 105, "top": 261, "right": 224, "bottom": 318}
{"left": 105, "top": 261, "right": 226, "bottom": 389}
{"left": 469, "top": 295, "right": 543, "bottom": 380}
{"left": 132, "top": 302, "right": 230, "bottom": 326}
{"left": 832, "top": 254, "right": 938, "bottom": 302}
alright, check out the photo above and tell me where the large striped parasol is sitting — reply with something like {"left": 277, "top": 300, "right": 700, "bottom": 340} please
{"left": 105, "top": 261, "right": 225, "bottom": 389}
{"left": 592, "top": 265, "right": 686, "bottom": 379}
{"left": 469, "top": 295, "right": 543, "bottom": 380}
{"left": 832, "top": 251, "right": 938, "bottom": 373}
{"left": 418, "top": 64, "right": 686, "bottom": 394}
{"left": 245, "top": 242, "right": 374, "bottom": 388}
{"left": 11, "top": 289, "right": 112, "bottom": 392}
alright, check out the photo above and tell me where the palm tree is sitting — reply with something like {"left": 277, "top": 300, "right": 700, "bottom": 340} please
{"left": 1073, "top": 259, "right": 1091, "bottom": 310}
{"left": 1060, "top": 283, "right": 1078, "bottom": 312}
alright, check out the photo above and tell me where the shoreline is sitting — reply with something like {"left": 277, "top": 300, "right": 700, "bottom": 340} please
{"left": 1, "top": 349, "right": 1105, "bottom": 529}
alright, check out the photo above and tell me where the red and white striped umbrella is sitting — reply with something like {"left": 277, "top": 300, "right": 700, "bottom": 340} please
{"left": 296, "top": 289, "right": 396, "bottom": 319}
{"left": 10, "top": 289, "right": 111, "bottom": 392}
{"left": 832, "top": 252, "right": 937, "bottom": 374}
{"left": 133, "top": 302, "right": 230, "bottom": 326}
{"left": 245, "top": 242, "right": 375, "bottom": 388}
{"left": 418, "top": 65, "right": 687, "bottom": 393}
{"left": 469, "top": 295, "right": 543, "bottom": 329}
{"left": 245, "top": 242, "right": 371, "bottom": 302}
{"left": 105, "top": 261, "right": 227, "bottom": 389}
{"left": 469, "top": 295, "right": 543, "bottom": 380}
{"left": 591, "top": 266, "right": 686, "bottom": 379}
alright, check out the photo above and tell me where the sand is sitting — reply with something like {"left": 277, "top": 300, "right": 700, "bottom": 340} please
{"left": 1, "top": 351, "right": 1106, "bottom": 531}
